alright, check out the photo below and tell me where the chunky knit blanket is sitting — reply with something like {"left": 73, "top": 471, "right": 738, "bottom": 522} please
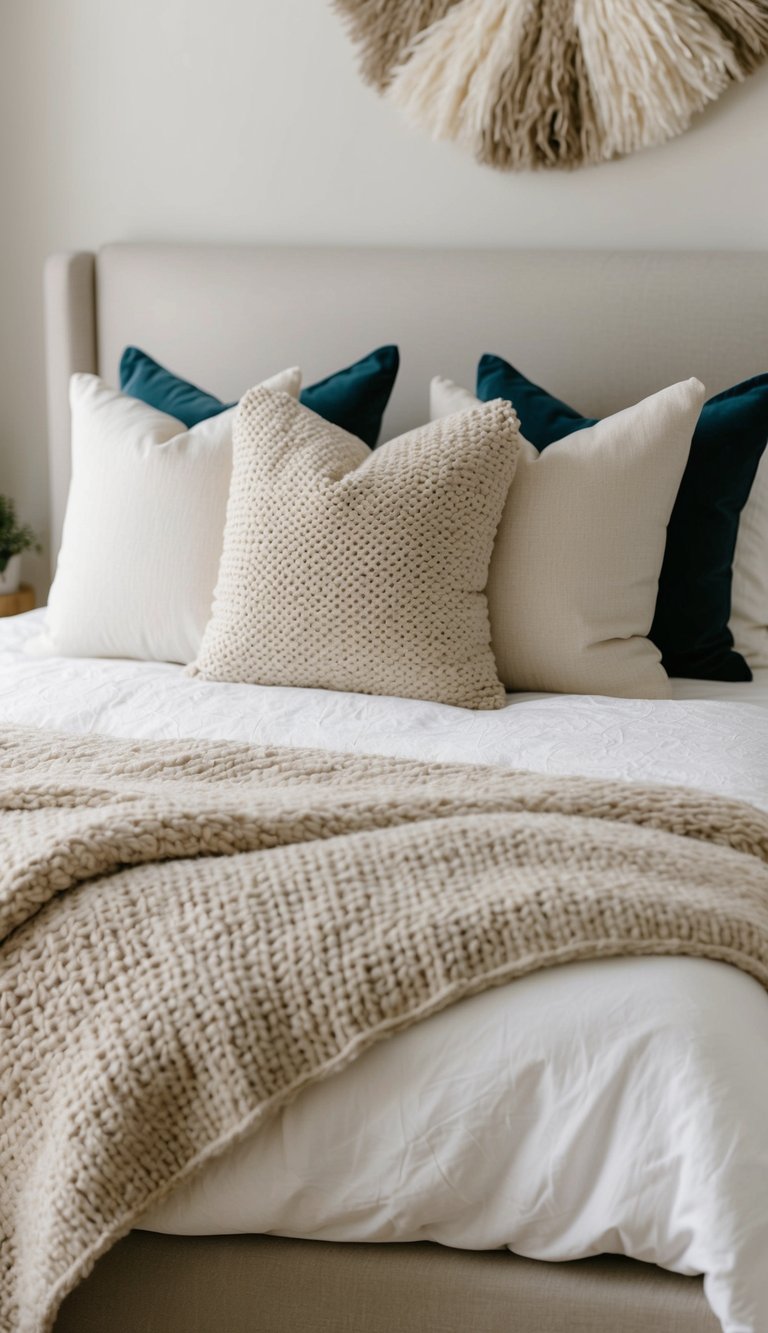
{"left": 1, "top": 726, "right": 767, "bottom": 1333}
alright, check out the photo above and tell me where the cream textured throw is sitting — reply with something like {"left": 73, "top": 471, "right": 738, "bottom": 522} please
{"left": 1, "top": 725, "right": 767, "bottom": 1332}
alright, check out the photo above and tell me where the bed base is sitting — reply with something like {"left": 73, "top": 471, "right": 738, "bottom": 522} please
{"left": 55, "top": 1233, "right": 720, "bottom": 1332}
{"left": 45, "top": 240, "right": 747, "bottom": 1333}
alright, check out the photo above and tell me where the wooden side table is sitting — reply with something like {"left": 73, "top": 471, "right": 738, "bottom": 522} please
{"left": 0, "top": 584, "right": 36, "bottom": 618}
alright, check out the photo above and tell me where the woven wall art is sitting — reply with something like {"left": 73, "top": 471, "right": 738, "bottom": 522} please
{"left": 334, "top": 0, "right": 768, "bottom": 170}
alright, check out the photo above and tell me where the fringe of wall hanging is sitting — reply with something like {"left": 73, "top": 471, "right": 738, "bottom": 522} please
{"left": 333, "top": 0, "right": 768, "bottom": 169}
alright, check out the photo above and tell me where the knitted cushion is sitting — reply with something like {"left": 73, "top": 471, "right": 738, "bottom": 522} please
{"left": 190, "top": 389, "right": 521, "bottom": 709}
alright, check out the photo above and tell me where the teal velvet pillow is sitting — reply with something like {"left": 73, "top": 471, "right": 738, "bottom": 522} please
{"left": 120, "top": 344, "right": 400, "bottom": 449}
{"left": 477, "top": 354, "right": 768, "bottom": 683}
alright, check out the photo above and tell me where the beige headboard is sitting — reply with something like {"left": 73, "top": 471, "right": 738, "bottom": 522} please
{"left": 45, "top": 243, "right": 768, "bottom": 563}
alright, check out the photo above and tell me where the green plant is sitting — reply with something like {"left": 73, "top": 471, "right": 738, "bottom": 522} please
{"left": 0, "top": 495, "right": 41, "bottom": 573}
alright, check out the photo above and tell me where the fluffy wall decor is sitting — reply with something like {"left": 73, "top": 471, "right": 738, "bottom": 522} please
{"left": 333, "top": 0, "right": 768, "bottom": 169}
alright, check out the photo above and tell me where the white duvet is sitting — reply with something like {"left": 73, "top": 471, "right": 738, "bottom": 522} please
{"left": 3, "top": 610, "right": 768, "bottom": 1333}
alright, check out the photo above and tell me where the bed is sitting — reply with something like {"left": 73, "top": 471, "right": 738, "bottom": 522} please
{"left": 2, "top": 244, "right": 766, "bottom": 1332}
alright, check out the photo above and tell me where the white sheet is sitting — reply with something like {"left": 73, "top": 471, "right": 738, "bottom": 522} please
{"left": 6, "top": 611, "right": 768, "bottom": 808}
{"left": 2, "top": 610, "right": 768, "bottom": 1333}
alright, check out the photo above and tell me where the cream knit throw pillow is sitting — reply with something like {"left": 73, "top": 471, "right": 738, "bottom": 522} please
{"left": 191, "top": 388, "right": 521, "bottom": 709}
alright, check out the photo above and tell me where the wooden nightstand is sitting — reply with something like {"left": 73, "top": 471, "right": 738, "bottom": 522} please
{"left": 0, "top": 584, "right": 36, "bottom": 618}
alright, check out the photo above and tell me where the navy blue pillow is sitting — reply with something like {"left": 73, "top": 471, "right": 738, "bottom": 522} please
{"left": 477, "top": 354, "right": 768, "bottom": 683}
{"left": 120, "top": 345, "right": 400, "bottom": 449}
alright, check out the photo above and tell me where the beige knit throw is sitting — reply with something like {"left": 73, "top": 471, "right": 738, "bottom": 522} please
{"left": 1, "top": 725, "right": 767, "bottom": 1332}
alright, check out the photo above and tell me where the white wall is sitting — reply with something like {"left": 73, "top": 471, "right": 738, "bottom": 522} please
{"left": 2, "top": 0, "right": 767, "bottom": 592}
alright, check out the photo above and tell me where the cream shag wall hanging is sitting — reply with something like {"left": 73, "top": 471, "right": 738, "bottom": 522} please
{"left": 333, "top": 0, "right": 768, "bottom": 169}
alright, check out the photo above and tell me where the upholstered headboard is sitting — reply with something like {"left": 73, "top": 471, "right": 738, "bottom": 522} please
{"left": 45, "top": 243, "right": 768, "bottom": 562}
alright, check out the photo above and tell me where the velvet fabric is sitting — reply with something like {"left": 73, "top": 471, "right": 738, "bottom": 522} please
{"left": 120, "top": 344, "right": 400, "bottom": 448}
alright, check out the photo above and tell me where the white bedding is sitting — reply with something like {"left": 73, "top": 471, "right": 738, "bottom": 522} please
{"left": 3, "top": 610, "right": 768, "bottom": 1333}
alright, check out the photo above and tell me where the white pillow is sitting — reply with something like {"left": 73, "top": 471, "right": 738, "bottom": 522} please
{"left": 731, "top": 455, "right": 768, "bottom": 668}
{"left": 36, "top": 368, "right": 301, "bottom": 664}
{"left": 430, "top": 375, "right": 706, "bottom": 699}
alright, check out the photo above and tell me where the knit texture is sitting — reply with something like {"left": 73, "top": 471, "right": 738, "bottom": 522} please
{"left": 1, "top": 725, "right": 768, "bottom": 1331}
{"left": 190, "top": 388, "right": 520, "bottom": 709}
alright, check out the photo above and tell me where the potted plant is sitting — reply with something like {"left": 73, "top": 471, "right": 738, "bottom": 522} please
{"left": 0, "top": 495, "right": 41, "bottom": 595}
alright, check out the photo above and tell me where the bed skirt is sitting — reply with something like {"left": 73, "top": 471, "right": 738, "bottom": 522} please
{"left": 54, "top": 1234, "right": 720, "bottom": 1333}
